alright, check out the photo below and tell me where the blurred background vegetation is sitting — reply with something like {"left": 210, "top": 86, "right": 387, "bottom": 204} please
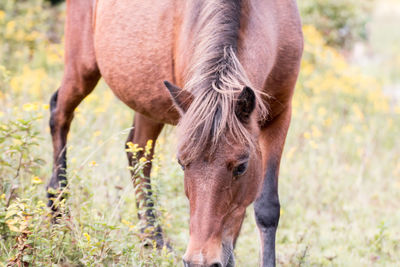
{"left": 0, "top": 0, "right": 399, "bottom": 266}
{"left": 299, "top": 0, "right": 373, "bottom": 50}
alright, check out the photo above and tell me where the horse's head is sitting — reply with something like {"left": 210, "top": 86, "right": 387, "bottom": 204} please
{"left": 164, "top": 81, "right": 264, "bottom": 267}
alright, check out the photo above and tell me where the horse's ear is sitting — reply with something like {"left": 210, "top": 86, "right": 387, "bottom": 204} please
{"left": 235, "top": 86, "right": 256, "bottom": 123}
{"left": 163, "top": 81, "right": 194, "bottom": 115}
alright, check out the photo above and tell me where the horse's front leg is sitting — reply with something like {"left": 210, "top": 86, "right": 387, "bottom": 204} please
{"left": 255, "top": 106, "right": 292, "bottom": 267}
{"left": 125, "top": 113, "right": 165, "bottom": 248}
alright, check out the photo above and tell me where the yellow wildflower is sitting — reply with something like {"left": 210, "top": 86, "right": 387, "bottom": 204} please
{"left": 5, "top": 20, "right": 16, "bottom": 37}
{"left": 342, "top": 124, "right": 354, "bottom": 134}
{"left": 89, "top": 161, "right": 97, "bottom": 167}
{"left": 309, "top": 140, "right": 319, "bottom": 150}
{"left": 26, "top": 30, "right": 40, "bottom": 42}
{"left": 139, "top": 157, "right": 147, "bottom": 163}
{"left": 0, "top": 10, "right": 5, "bottom": 21}
{"left": 31, "top": 176, "right": 43, "bottom": 184}
{"left": 121, "top": 219, "right": 131, "bottom": 226}
{"left": 146, "top": 139, "right": 153, "bottom": 149}
{"left": 311, "top": 125, "right": 322, "bottom": 138}
{"left": 324, "top": 118, "right": 332, "bottom": 127}
{"left": 352, "top": 105, "right": 364, "bottom": 121}
{"left": 83, "top": 232, "right": 91, "bottom": 242}
{"left": 303, "top": 131, "right": 311, "bottom": 140}
{"left": 23, "top": 103, "right": 39, "bottom": 112}
{"left": 286, "top": 147, "right": 297, "bottom": 160}
{"left": 145, "top": 139, "right": 153, "bottom": 155}
{"left": 94, "top": 106, "right": 106, "bottom": 114}
{"left": 394, "top": 106, "right": 400, "bottom": 115}
{"left": 387, "top": 118, "right": 393, "bottom": 128}
{"left": 13, "top": 139, "right": 22, "bottom": 146}
{"left": 126, "top": 142, "right": 143, "bottom": 152}
{"left": 126, "top": 142, "right": 143, "bottom": 159}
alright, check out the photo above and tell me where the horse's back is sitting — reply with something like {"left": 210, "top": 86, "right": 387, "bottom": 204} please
{"left": 92, "top": 0, "right": 302, "bottom": 123}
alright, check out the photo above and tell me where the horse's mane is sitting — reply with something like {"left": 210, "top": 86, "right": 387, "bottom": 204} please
{"left": 178, "top": 0, "right": 268, "bottom": 162}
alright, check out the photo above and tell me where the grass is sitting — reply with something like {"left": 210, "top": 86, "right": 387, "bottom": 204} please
{"left": 1, "top": 1, "right": 399, "bottom": 266}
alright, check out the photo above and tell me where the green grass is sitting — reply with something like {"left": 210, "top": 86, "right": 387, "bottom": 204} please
{"left": 1, "top": 1, "right": 400, "bottom": 266}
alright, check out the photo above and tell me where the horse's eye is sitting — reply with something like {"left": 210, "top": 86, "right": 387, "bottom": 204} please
{"left": 233, "top": 162, "right": 248, "bottom": 177}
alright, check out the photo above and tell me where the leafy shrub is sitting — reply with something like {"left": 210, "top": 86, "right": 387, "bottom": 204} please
{"left": 299, "top": 0, "right": 374, "bottom": 50}
{"left": 0, "top": 113, "right": 176, "bottom": 266}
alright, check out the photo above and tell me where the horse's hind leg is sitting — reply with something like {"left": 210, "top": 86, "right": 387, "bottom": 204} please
{"left": 47, "top": 0, "right": 100, "bottom": 211}
{"left": 125, "top": 113, "right": 165, "bottom": 248}
{"left": 48, "top": 73, "right": 100, "bottom": 211}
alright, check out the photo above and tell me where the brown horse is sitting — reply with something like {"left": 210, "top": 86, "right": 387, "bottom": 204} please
{"left": 47, "top": 0, "right": 303, "bottom": 266}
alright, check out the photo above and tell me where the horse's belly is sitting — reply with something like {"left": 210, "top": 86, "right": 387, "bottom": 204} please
{"left": 94, "top": 0, "right": 179, "bottom": 124}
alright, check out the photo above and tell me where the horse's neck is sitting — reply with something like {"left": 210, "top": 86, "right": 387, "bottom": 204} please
{"left": 175, "top": 0, "right": 243, "bottom": 90}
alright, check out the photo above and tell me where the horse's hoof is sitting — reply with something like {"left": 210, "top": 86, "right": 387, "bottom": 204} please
{"left": 140, "top": 225, "right": 172, "bottom": 251}
{"left": 142, "top": 233, "right": 169, "bottom": 250}
{"left": 46, "top": 187, "right": 69, "bottom": 224}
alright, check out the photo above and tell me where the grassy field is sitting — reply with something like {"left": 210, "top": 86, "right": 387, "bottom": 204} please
{"left": 1, "top": 1, "right": 399, "bottom": 266}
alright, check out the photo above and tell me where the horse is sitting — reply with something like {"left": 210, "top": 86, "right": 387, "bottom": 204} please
{"left": 47, "top": 0, "right": 303, "bottom": 266}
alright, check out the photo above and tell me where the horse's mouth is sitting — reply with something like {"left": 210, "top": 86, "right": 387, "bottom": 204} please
{"left": 222, "top": 242, "right": 235, "bottom": 267}
{"left": 182, "top": 242, "right": 234, "bottom": 267}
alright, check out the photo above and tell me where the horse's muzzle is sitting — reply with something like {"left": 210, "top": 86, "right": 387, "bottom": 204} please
{"left": 183, "top": 260, "right": 223, "bottom": 267}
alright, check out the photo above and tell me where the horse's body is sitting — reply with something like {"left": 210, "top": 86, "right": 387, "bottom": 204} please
{"left": 48, "top": 1, "right": 303, "bottom": 266}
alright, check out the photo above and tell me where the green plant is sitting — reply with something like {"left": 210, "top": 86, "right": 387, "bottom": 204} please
{"left": 299, "top": 0, "right": 374, "bottom": 50}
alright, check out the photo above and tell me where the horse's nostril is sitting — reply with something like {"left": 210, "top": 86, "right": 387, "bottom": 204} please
{"left": 209, "top": 263, "right": 223, "bottom": 267}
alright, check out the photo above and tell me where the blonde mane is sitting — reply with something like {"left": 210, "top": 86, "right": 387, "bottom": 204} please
{"left": 178, "top": 0, "right": 268, "bottom": 162}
